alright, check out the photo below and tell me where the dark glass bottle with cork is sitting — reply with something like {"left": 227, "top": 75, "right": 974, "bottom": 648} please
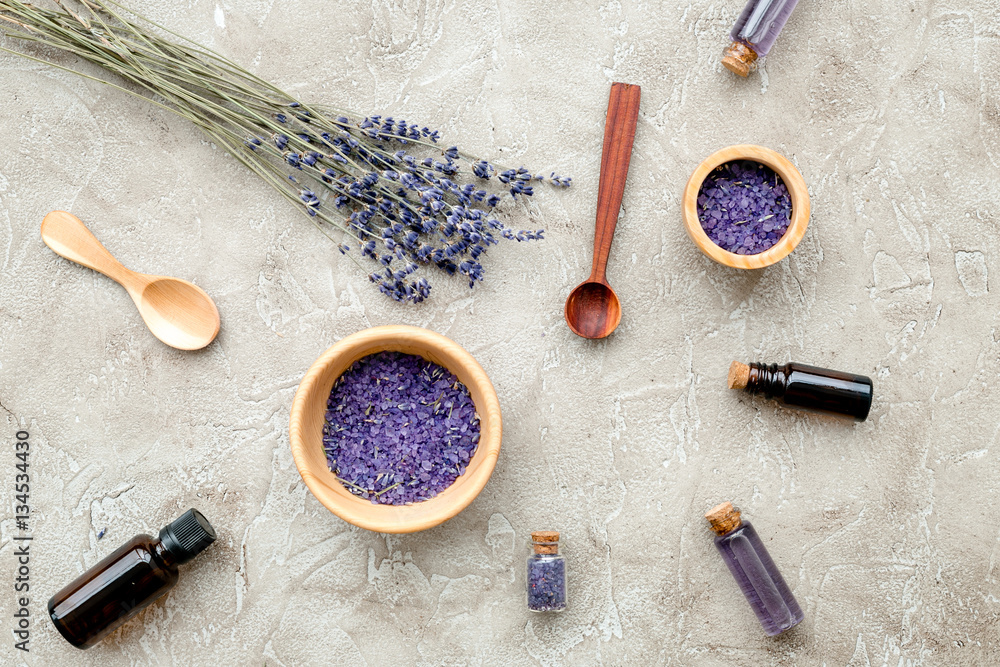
{"left": 728, "top": 361, "right": 874, "bottom": 421}
{"left": 48, "top": 509, "right": 216, "bottom": 649}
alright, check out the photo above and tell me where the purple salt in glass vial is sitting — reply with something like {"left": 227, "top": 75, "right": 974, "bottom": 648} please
{"left": 697, "top": 160, "right": 791, "bottom": 256}
{"left": 705, "top": 502, "right": 803, "bottom": 636}
{"left": 527, "top": 531, "right": 566, "bottom": 612}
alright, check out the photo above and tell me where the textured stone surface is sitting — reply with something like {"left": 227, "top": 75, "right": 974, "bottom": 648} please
{"left": 1, "top": 0, "right": 1000, "bottom": 664}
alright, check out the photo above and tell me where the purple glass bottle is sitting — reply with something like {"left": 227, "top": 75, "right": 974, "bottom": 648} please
{"left": 705, "top": 502, "right": 803, "bottom": 636}
{"left": 722, "top": 0, "right": 800, "bottom": 77}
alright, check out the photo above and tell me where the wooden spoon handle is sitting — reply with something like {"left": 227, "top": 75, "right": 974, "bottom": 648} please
{"left": 41, "top": 211, "right": 131, "bottom": 285}
{"left": 590, "top": 82, "right": 641, "bottom": 283}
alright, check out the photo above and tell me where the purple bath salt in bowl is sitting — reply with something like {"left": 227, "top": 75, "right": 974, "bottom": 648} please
{"left": 322, "top": 351, "right": 481, "bottom": 505}
{"left": 697, "top": 160, "right": 792, "bottom": 255}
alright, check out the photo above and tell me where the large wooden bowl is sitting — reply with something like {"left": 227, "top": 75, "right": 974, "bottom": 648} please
{"left": 682, "top": 144, "right": 810, "bottom": 269}
{"left": 289, "top": 325, "right": 502, "bottom": 533}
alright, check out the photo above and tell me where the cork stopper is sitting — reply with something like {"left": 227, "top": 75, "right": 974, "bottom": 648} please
{"left": 705, "top": 502, "right": 743, "bottom": 535}
{"left": 531, "top": 531, "right": 560, "bottom": 555}
{"left": 721, "top": 41, "right": 759, "bottom": 77}
{"left": 728, "top": 361, "right": 750, "bottom": 389}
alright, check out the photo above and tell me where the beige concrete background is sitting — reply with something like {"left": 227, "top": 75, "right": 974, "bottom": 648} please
{"left": 1, "top": 0, "right": 999, "bottom": 664}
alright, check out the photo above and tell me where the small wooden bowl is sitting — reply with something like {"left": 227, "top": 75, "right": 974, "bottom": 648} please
{"left": 289, "top": 325, "right": 502, "bottom": 534}
{"left": 682, "top": 144, "right": 810, "bottom": 269}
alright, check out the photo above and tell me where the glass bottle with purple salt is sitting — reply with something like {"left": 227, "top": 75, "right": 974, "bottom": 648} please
{"left": 705, "top": 502, "right": 803, "bottom": 636}
{"left": 527, "top": 531, "right": 566, "bottom": 612}
{"left": 722, "top": 0, "right": 800, "bottom": 77}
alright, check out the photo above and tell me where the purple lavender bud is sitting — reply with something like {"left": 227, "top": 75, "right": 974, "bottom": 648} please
{"left": 471, "top": 161, "right": 491, "bottom": 179}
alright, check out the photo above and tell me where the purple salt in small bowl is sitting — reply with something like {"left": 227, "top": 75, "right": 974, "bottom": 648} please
{"left": 698, "top": 160, "right": 791, "bottom": 256}
{"left": 322, "top": 351, "right": 480, "bottom": 506}
{"left": 682, "top": 145, "right": 810, "bottom": 270}
{"left": 290, "top": 325, "right": 502, "bottom": 534}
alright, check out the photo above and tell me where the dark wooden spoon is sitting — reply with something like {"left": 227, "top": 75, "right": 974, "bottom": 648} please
{"left": 565, "top": 82, "right": 641, "bottom": 339}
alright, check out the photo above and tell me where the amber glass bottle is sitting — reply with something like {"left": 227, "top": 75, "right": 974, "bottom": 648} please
{"left": 48, "top": 509, "right": 216, "bottom": 649}
{"left": 728, "top": 361, "right": 873, "bottom": 421}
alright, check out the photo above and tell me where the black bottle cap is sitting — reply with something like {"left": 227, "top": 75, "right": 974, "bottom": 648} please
{"left": 159, "top": 509, "right": 216, "bottom": 565}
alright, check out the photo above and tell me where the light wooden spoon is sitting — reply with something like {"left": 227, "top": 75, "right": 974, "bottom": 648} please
{"left": 41, "top": 211, "right": 220, "bottom": 351}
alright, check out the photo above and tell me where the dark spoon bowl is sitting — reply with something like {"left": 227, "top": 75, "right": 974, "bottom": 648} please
{"left": 565, "top": 281, "right": 621, "bottom": 339}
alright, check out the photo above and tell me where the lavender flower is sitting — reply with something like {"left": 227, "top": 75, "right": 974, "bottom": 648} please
{"left": 0, "top": 0, "right": 572, "bottom": 303}
{"left": 245, "top": 108, "right": 573, "bottom": 303}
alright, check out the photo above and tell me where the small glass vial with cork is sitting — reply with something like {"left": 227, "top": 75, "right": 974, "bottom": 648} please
{"left": 527, "top": 531, "right": 566, "bottom": 612}
{"left": 705, "top": 502, "right": 803, "bottom": 636}
{"left": 722, "top": 0, "right": 801, "bottom": 77}
{"left": 48, "top": 509, "right": 216, "bottom": 649}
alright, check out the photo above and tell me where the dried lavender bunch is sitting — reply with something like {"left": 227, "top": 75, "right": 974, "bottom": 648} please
{"left": 0, "top": 0, "right": 570, "bottom": 303}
